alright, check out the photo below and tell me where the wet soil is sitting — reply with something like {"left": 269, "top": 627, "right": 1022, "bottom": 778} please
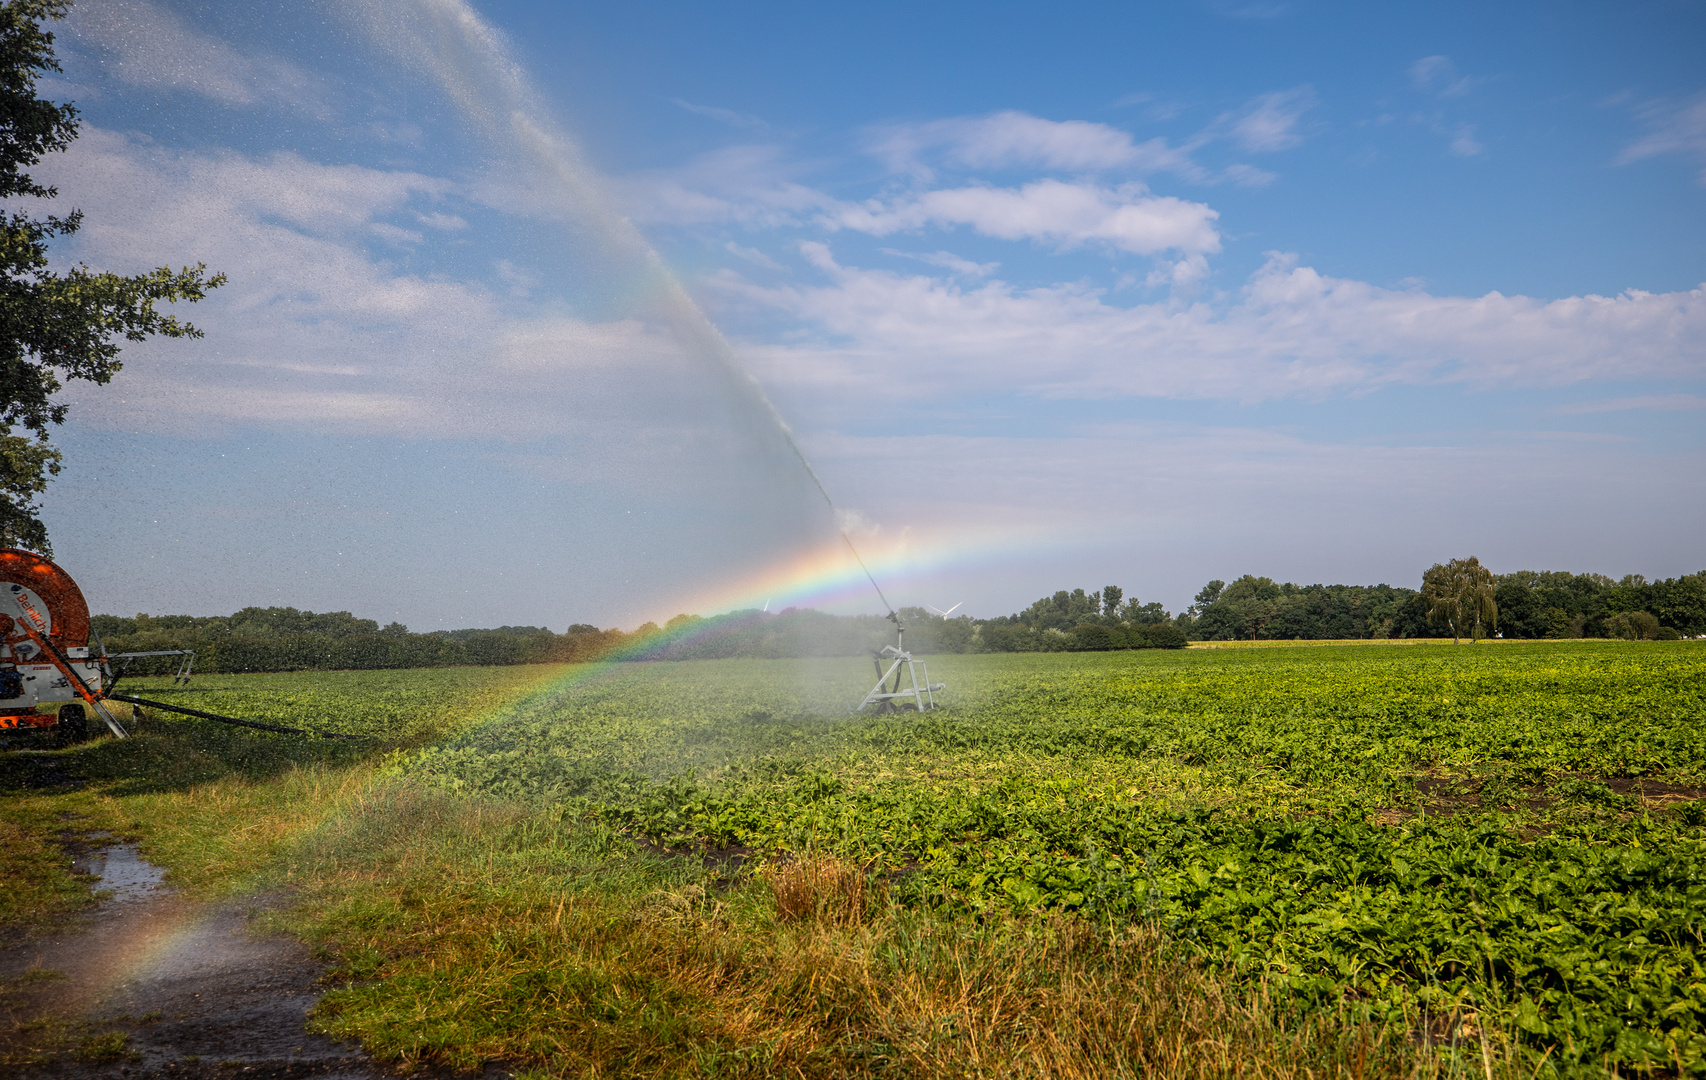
{"left": 1371, "top": 772, "right": 1704, "bottom": 827}
{"left": 0, "top": 839, "right": 506, "bottom": 1079}
{"left": 1603, "top": 777, "right": 1706, "bottom": 801}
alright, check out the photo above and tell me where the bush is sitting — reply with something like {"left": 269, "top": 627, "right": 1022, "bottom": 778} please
{"left": 1070, "top": 624, "right": 1113, "bottom": 651}
{"left": 1138, "top": 624, "right": 1189, "bottom": 649}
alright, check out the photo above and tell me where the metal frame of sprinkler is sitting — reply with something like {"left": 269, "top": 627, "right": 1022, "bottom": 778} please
{"left": 856, "top": 610, "right": 945, "bottom": 713}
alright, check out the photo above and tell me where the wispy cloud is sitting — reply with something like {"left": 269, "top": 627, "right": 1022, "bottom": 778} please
{"left": 1616, "top": 93, "right": 1706, "bottom": 184}
{"left": 1221, "top": 162, "right": 1278, "bottom": 186}
{"left": 1108, "top": 93, "right": 1189, "bottom": 122}
{"left": 1201, "top": 0, "right": 1292, "bottom": 19}
{"left": 67, "top": 0, "right": 333, "bottom": 117}
{"left": 623, "top": 145, "right": 836, "bottom": 226}
{"left": 1449, "top": 124, "right": 1484, "bottom": 157}
{"left": 671, "top": 98, "right": 770, "bottom": 130}
{"left": 725, "top": 241, "right": 786, "bottom": 270}
{"left": 881, "top": 248, "right": 1000, "bottom": 277}
{"left": 1225, "top": 87, "right": 1317, "bottom": 152}
{"left": 1409, "top": 56, "right": 1476, "bottom": 98}
{"left": 1556, "top": 394, "right": 1706, "bottom": 415}
{"left": 1406, "top": 58, "right": 1487, "bottom": 157}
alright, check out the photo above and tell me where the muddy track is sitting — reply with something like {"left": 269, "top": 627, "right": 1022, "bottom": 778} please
{"left": 0, "top": 837, "right": 507, "bottom": 1079}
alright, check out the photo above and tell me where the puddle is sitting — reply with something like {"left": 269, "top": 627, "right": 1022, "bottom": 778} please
{"left": 70, "top": 838, "right": 169, "bottom": 904}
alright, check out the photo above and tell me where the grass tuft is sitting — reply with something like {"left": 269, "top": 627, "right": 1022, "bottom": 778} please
{"left": 762, "top": 853, "right": 870, "bottom": 927}
{"left": 71, "top": 1030, "right": 133, "bottom": 1064}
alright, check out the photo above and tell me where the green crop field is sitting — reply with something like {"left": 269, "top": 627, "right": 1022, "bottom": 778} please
{"left": 80, "top": 642, "right": 1706, "bottom": 1073}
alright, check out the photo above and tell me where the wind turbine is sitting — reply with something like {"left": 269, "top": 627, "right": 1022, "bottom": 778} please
{"left": 926, "top": 602, "right": 963, "bottom": 617}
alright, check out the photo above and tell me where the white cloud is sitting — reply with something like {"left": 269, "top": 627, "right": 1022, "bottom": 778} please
{"left": 66, "top": 0, "right": 333, "bottom": 117}
{"left": 36, "top": 127, "right": 695, "bottom": 444}
{"left": 1617, "top": 93, "right": 1706, "bottom": 184}
{"left": 624, "top": 105, "right": 1312, "bottom": 246}
{"left": 868, "top": 100, "right": 1317, "bottom": 183}
{"left": 867, "top": 111, "right": 1209, "bottom": 180}
{"left": 1225, "top": 87, "right": 1317, "bottom": 152}
{"left": 825, "top": 180, "right": 1222, "bottom": 257}
{"left": 717, "top": 248, "right": 1706, "bottom": 404}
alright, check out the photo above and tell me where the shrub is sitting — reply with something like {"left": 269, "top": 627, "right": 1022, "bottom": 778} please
{"left": 1070, "top": 624, "right": 1113, "bottom": 651}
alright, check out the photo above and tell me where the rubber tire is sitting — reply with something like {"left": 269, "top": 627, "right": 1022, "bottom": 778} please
{"left": 56, "top": 703, "right": 87, "bottom": 746}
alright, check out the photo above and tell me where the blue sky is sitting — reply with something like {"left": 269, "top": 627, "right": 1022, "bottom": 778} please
{"left": 28, "top": 0, "right": 1706, "bottom": 629}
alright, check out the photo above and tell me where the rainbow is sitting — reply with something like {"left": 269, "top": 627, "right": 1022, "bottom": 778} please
{"left": 416, "top": 515, "right": 1087, "bottom": 729}
{"left": 662, "top": 517, "right": 1073, "bottom": 626}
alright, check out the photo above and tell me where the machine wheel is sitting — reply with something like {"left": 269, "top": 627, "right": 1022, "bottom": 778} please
{"left": 56, "top": 703, "right": 87, "bottom": 746}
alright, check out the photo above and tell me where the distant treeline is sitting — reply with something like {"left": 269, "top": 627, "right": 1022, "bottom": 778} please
{"left": 92, "top": 566, "right": 1703, "bottom": 673}
{"left": 93, "top": 608, "right": 621, "bottom": 674}
{"left": 1176, "top": 570, "right": 1705, "bottom": 642}
{"left": 91, "top": 605, "right": 978, "bottom": 674}
{"left": 974, "top": 584, "right": 1188, "bottom": 651}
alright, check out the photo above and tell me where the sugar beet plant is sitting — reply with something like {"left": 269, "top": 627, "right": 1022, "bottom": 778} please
{"left": 399, "top": 643, "right": 1706, "bottom": 1072}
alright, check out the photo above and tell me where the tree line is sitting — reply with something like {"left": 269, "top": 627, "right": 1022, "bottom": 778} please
{"left": 1178, "top": 565, "right": 1703, "bottom": 642}
{"left": 93, "top": 563, "right": 1703, "bottom": 674}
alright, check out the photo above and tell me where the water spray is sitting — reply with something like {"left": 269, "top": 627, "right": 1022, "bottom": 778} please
{"left": 342, "top": 1, "right": 944, "bottom": 713}
{"left": 342, "top": 0, "right": 900, "bottom": 622}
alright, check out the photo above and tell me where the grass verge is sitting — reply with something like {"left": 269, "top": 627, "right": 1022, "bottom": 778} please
{"left": 1, "top": 738, "right": 1531, "bottom": 1079}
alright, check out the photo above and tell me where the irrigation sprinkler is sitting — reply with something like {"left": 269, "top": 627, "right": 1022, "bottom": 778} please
{"left": 856, "top": 611, "right": 945, "bottom": 713}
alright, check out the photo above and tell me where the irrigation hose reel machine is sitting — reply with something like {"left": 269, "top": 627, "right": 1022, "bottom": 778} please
{"left": 0, "top": 548, "right": 131, "bottom": 741}
{"left": 0, "top": 548, "right": 204, "bottom": 744}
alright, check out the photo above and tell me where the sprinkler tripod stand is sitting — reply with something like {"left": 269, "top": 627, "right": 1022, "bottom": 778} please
{"left": 856, "top": 611, "right": 945, "bottom": 713}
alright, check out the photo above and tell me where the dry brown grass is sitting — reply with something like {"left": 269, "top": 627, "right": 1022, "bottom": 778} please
{"left": 666, "top": 907, "right": 1471, "bottom": 1080}
{"left": 761, "top": 853, "right": 870, "bottom": 927}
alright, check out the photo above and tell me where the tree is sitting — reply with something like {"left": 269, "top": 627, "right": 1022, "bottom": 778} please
{"left": 0, "top": 1, "right": 222, "bottom": 554}
{"left": 1421, "top": 557, "right": 1498, "bottom": 644}
{"left": 1100, "top": 584, "right": 1122, "bottom": 617}
{"left": 1189, "top": 580, "right": 1225, "bottom": 617}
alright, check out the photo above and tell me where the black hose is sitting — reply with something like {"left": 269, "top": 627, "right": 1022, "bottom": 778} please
{"left": 106, "top": 694, "right": 368, "bottom": 741}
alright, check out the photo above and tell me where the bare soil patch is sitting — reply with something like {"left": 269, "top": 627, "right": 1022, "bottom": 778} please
{"left": 0, "top": 838, "right": 504, "bottom": 1079}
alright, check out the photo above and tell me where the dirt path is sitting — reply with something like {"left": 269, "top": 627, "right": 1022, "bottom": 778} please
{"left": 0, "top": 837, "right": 396, "bottom": 1078}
